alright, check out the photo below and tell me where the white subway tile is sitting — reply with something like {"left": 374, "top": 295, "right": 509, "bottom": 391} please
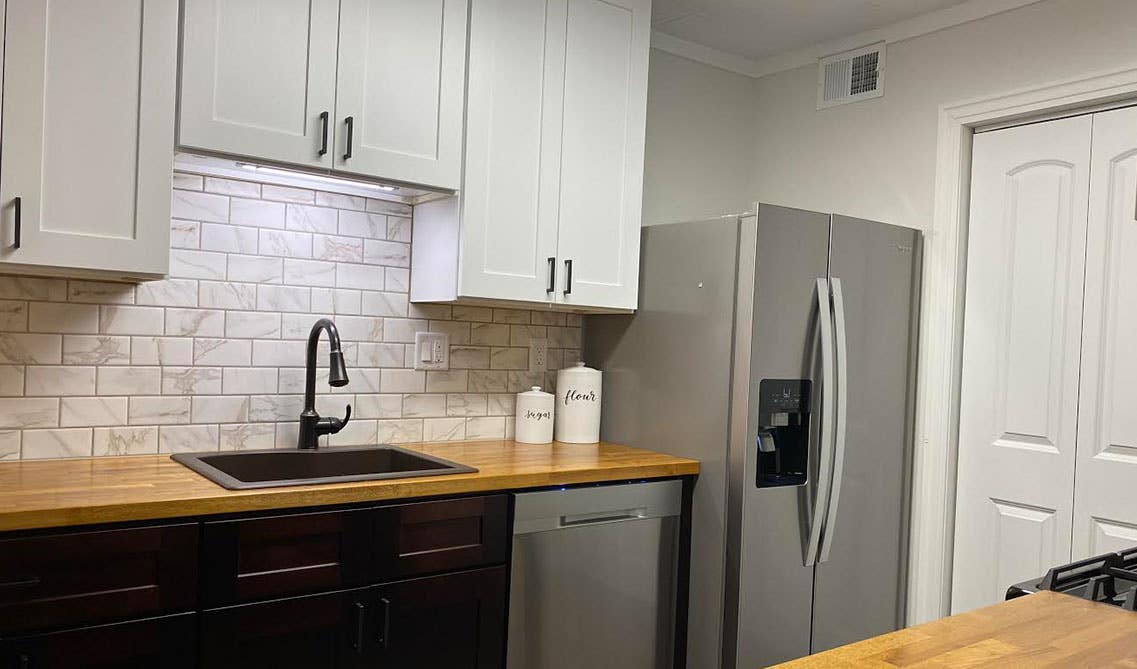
{"left": 0, "top": 366, "right": 24, "bottom": 396}
{"left": 330, "top": 316, "right": 383, "bottom": 342}
{"left": 259, "top": 229, "right": 312, "bottom": 258}
{"left": 328, "top": 419, "right": 378, "bottom": 447}
{"left": 257, "top": 285, "right": 310, "bottom": 313}
{"left": 447, "top": 393, "right": 488, "bottom": 417}
{"left": 170, "top": 219, "right": 201, "bottom": 249}
{"left": 170, "top": 249, "right": 227, "bottom": 280}
{"left": 409, "top": 304, "right": 452, "bottom": 320}
{"left": 262, "top": 184, "right": 314, "bottom": 204}
{"left": 225, "top": 311, "right": 281, "bottom": 338}
{"left": 450, "top": 346, "right": 490, "bottom": 369}
{"left": 385, "top": 268, "right": 409, "bottom": 292}
{"left": 490, "top": 347, "right": 529, "bottom": 370}
{"left": 314, "top": 234, "right": 364, "bottom": 262}
{"left": 363, "top": 239, "right": 410, "bottom": 268}
{"left": 493, "top": 308, "right": 531, "bottom": 324}
{"left": 366, "top": 199, "right": 412, "bottom": 217}
{"left": 376, "top": 419, "right": 422, "bottom": 444}
{"left": 99, "top": 305, "right": 164, "bottom": 335}
{"left": 26, "top": 366, "right": 96, "bottom": 396}
{"left": 0, "top": 301, "right": 27, "bottom": 331}
{"left": 275, "top": 422, "right": 300, "bottom": 448}
{"left": 508, "top": 371, "right": 546, "bottom": 393}
{"left": 0, "top": 334, "right": 62, "bottom": 364}
{"left": 193, "top": 338, "right": 252, "bottom": 365}
{"left": 386, "top": 216, "right": 411, "bottom": 242}
{"left": 531, "top": 310, "right": 566, "bottom": 326}
{"left": 468, "top": 370, "right": 508, "bottom": 393}
{"left": 487, "top": 393, "right": 515, "bottom": 416}
{"left": 465, "top": 416, "right": 506, "bottom": 440}
{"left": 337, "top": 211, "right": 386, "bottom": 238}
{"left": 201, "top": 223, "right": 259, "bottom": 254}
{"left": 283, "top": 259, "right": 337, "bottom": 287}
{"left": 171, "top": 190, "right": 228, "bottom": 223}
{"left": 165, "top": 308, "right": 225, "bottom": 337}
{"left": 381, "top": 369, "right": 424, "bottom": 393}
{"left": 425, "top": 370, "right": 468, "bottom": 393}
{"left": 135, "top": 278, "right": 198, "bottom": 307}
{"left": 382, "top": 318, "right": 427, "bottom": 343}
{"left": 130, "top": 337, "right": 193, "bottom": 366}
{"left": 424, "top": 417, "right": 465, "bottom": 442}
{"left": 67, "top": 281, "right": 135, "bottom": 305}
{"left": 357, "top": 342, "right": 404, "bottom": 367}
{"left": 361, "top": 292, "right": 407, "bottom": 317}
{"left": 22, "top": 428, "right": 92, "bottom": 458}
{"left": 93, "top": 426, "right": 158, "bottom": 456}
{"left": 0, "top": 430, "right": 19, "bottom": 459}
{"left": 470, "top": 323, "right": 509, "bottom": 346}
{"left": 354, "top": 394, "right": 402, "bottom": 419}
{"left": 316, "top": 191, "right": 366, "bottom": 211}
{"left": 249, "top": 394, "right": 304, "bottom": 422}
{"left": 226, "top": 255, "right": 283, "bottom": 283}
{"left": 172, "top": 173, "right": 204, "bottom": 191}
{"left": 340, "top": 368, "right": 380, "bottom": 394}
{"left": 311, "top": 288, "right": 362, "bottom": 315}
{"left": 336, "top": 263, "right": 384, "bottom": 290}
{"left": 0, "top": 398, "right": 58, "bottom": 428}
{"left": 162, "top": 367, "right": 222, "bottom": 395}
{"left": 431, "top": 320, "right": 470, "bottom": 345}
{"left": 29, "top": 302, "right": 98, "bottom": 334}
{"left": 0, "top": 277, "right": 67, "bottom": 301}
{"left": 129, "top": 396, "right": 191, "bottom": 425}
{"left": 286, "top": 204, "right": 338, "bottom": 234}
{"left": 199, "top": 281, "right": 257, "bottom": 310}
{"left": 223, "top": 367, "right": 278, "bottom": 395}
{"left": 98, "top": 367, "right": 161, "bottom": 395}
{"left": 61, "top": 397, "right": 128, "bottom": 427}
{"left": 230, "top": 197, "right": 285, "bottom": 228}
{"left": 159, "top": 424, "right": 219, "bottom": 453}
{"left": 252, "top": 340, "right": 305, "bottom": 366}
{"left": 402, "top": 394, "right": 447, "bottom": 418}
{"left": 192, "top": 395, "right": 250, "bottom": 423}
{"left": 220, "top": 423, "right": 275, "bottom": 451}
{"left": 204, "top": 176, "right": 260, "bottom": 197}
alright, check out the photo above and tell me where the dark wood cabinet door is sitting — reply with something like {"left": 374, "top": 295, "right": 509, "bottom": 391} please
{"left": 374, "top": 567, "right": 507, "bottom": 669}
{"left": 0, "top": 613, "right": 196, "bottom": 669}
{"left": 0, "top": 524, "right": 197, "bottom": 634}
{"left": 200, "top": 587, "right": 375, "bottom": 669}
{"left": 202, "top": 508, "right": 371, "bottom": 606}
{"left": 373, "top": 495, "right": 508, "bottom": 580}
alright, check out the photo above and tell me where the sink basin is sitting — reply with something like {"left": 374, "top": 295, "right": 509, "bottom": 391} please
{"left": 171, "top": 445, "right": 477, "bottom": 490}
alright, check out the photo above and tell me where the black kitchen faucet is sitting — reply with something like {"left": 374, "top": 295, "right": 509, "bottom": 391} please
{"left": 298, "top": 318, "right": 352, "bottom": 449}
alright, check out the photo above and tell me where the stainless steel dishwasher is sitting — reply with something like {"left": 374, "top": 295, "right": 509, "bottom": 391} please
{"left": 507, "top": 480, "right": 682, "bottom": 669}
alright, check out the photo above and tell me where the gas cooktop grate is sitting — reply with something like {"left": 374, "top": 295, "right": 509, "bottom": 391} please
{"left": 1007, "top": 546, "right": 1137, "bottom": 610}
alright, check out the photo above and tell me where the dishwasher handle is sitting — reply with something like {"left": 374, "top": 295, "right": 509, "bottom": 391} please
{"left": 560, "top": 507, "right": 647, "bottom": 528}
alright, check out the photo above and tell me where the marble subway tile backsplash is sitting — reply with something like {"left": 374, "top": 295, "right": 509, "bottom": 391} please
{"left": 0, "top": 171, "right": 581, "bottom": 460}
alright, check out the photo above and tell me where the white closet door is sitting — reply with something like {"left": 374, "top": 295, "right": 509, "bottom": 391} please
{"left": 1072, "top": 106, "right": 1137, "bottom": 559}
{"left": 179, "top": 0, "right": 339, "bottom": 168}
{"left": 951, "top": 115, "right": 1092, "bottom": 613}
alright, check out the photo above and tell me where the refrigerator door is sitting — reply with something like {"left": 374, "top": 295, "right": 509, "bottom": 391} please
{"left": 727, "top": 205, "right": 832, "bottom": 669}
{"left": 810, "top": 217, "right": 922, "bottom": 653}
{"left": 585, "top": 217, "right": 742, "bottom": 669}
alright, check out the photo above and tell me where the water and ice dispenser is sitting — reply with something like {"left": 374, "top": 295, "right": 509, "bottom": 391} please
{"left": 755, "top": 379, "right": 811, "bottom": 488}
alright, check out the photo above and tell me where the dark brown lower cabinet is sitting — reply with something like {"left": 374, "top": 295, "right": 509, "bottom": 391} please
{"left": 0, "top": 613, "right": 196, "bottom": 669}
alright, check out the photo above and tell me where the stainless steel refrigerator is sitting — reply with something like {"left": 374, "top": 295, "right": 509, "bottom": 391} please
{"left": 585, "top": 204, "right": 922, "bottom": 668}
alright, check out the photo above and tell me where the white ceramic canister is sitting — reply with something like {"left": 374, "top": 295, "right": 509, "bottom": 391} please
{"left": 515, "top": 386, "right": 555, "bottom": 444}
{"left": 554, "top": 362, "right": 602, "bottom": 443}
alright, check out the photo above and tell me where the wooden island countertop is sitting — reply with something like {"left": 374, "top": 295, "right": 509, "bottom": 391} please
{"left": 0, "top": 440, "right": 698, "bottom": 532}
{"left": 775, "top": 590, "right": 1137, "bottom": 668}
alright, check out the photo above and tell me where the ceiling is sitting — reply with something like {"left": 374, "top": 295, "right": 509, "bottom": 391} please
{"left": 652, "top": 0, "right": 975, "bottom": 62}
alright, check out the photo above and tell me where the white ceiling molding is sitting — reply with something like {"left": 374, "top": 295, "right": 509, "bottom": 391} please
{"left": 651, "top": 0, "right": 1046, "bottom": 80}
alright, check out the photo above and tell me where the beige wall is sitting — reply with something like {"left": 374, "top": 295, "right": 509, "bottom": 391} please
{"left": 641, "top": 49, "right": 759, "bottom": 225}
{"left": 746, "top": 0, "right": 1137, "bottom": 230}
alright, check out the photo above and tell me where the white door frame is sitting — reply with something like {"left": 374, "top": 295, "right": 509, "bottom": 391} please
{"left": 908, "top": 63, "right": 1137, "bottom": 624}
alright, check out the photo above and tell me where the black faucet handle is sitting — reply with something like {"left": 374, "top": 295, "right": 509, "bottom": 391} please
{"left": 326, "top": 404, "right": 351, "bottom": 435}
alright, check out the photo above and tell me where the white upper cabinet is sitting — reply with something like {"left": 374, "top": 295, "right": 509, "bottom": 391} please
{"left": 179, "top": 0, "right": 340, "bottom": 169}
{"left": 552, "top": 0, "right": 650, "bottom": 310}
{"left": 178, "top": 0, "right": 465, "bottom": 190}
{"left": 0, "top": 0, "right": 177, "bottom": 278}
{"left": 411, "top": 0, "right": 651, "bottom": 312}
{"left": 334, "top": 0, "right": 467, "bottom": 190}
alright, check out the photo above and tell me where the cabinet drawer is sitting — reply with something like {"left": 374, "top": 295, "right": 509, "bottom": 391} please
{"left": 0, "top": 524, "right": 197, "bottom": 634}
{"left": 0, "top": 613, "right": 196, "bottom": 669}
{"left": 203, "top": 508, "right": 371, "bottom": 606}
{"left": 374, "top": 495, "right": 509, "bottom": 579}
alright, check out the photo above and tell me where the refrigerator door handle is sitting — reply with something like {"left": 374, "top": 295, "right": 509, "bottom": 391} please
{"left": 805, "top": 277, "right": 836, "bottom": 567}
{"left": 819, "top": 277, "right": 849, "bottom": 563}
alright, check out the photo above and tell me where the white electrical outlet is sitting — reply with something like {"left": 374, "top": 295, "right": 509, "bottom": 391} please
{"left": 529, "top": 338, "right": 548, "bottom": 372}
{"left": 413, "top": 332, "right": 449, "bottom": 370}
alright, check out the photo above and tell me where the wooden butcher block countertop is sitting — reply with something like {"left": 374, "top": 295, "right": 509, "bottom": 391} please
{"left": 0, "top": 440, "right": 698, "bottom": 532}
{"left": 775, "top": 590, "right": 1137, "bottom": 668}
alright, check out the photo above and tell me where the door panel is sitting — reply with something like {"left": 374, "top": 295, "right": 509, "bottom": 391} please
{"left": 179, "top": 0, "right": 338, "bottom": 168}
{"left": 0, "top": 0, "right": 175, "bottom": 275}
{"left": 0, "top": 613, "right": 196, "bottom": 669}
{"left": 1072, "top": 105, "right": 1137, "bottom": 560}
{"left": 335, "top": 0, "right": 466, "bottom": 189}
{"left": 458, "top": 0, "right": 559, "bottom": 303}
{"left": 553, "top": 0, "right": 650, "bottom": 310}
{"left": 951, "top": 115, "right": 1092, "bottom": 613}
{"left": 812, "top": 218, "right": 920, "bottom": 652}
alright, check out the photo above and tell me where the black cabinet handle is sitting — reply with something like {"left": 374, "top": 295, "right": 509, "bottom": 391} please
{"left": 353, "top": 601, "right": 366, "bottom": 654}
{"left": 377, "top": 597, "right": 391, "bottom": 649}
{"left": 13, "top": 196, "right": 21, "bottom": 249}
{"left": 546, "top": 257, "right": 556, "bottom": 293}
{"left": 343, "top": 116, "right": 354, "bottom": 160}
{"left": 563, "top": 259, "right": 573, "bottom": 295}
{"left": 318, "top": 111, "right": 329, "bottom": 156}
{"left": 18, "top": 653, "right": 30, "bottom": 669}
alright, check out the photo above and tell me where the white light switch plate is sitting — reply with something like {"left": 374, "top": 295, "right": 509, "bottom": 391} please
{"left": 413, "top": 332, "right": 449, "bottom": 370}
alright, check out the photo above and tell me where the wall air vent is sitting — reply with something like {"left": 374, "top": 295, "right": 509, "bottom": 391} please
{"left": 817, "top": 42, "right": 885, "bottom": 110}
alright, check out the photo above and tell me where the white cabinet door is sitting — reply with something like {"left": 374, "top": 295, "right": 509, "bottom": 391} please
{"left": 950, "top": 116, "right": 1091, "bottom": 613}
{"left": 1071, "top": 106, "right": 1137, "bottom": 559}
{"left": 551, "top": 0, "right": 649, "bottom": 310}
{"left": 0, "top": 0, "right": 176, "bottom": 277}
{"left": 335, "top": 0, "right": 467, "bottom": 190}
{"left": 179, "top": 0, "right": 339, "bottom": 169}
{"left": 457, "top": 0, "right": 559, "bottom": 303}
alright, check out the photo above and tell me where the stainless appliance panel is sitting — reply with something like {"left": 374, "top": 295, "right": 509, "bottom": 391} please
{"left": 586, "top": 217, "right": 741, "bottom": 669}
{"left": 810, "top": 217, "right": 922, "bottom": 652}
{"left": 728, "top": 205, "right": 832, "bottom": 668}
{"left": 508, "top": 482, "right": 683, "bottom": 669}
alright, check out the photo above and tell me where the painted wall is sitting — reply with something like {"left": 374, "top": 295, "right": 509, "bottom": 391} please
{"left": 641, "top": 49, "right": 759, "bottom": 225}
{"left": 747, "top": 0, "right": 1137, "bottom": 230}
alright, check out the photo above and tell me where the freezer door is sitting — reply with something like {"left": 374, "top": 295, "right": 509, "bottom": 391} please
{"left": 810, "top": 217, "right": 922, "bottom": 652}
{"left": 727, "top": 205, "right": 832, "bottom": 669}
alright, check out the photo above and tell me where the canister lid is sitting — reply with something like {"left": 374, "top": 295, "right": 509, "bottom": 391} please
{"left": 558, "top": 361, "right": 600, "bottom": 376}
{"left": 518, "top": 386, "right": 552, "bottom": 397}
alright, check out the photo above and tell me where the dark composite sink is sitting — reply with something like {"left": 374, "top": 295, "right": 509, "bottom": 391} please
{"left": 172, "top": 445, "right": 477, "bottom": 490}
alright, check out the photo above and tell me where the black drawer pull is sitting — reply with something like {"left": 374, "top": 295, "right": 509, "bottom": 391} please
{"left": 343, "top": 116, "right": 355, "bottom": 160}
{"left": 546, "top": 257, "right": 556, "bottom": 293}
{"left": 13, "top": 196, "right": 21, "bottom": 249}
{"left": 318, "top": 111, "right": 329, "bottom": 156}
{"left": 378, "top": 597, "right": 391, "bottom": 649}
{"left": 563, "top": 259, "right": 573, "bottom": 295}
{"left": 353, "top": 601, "right": 365, "bottom": 654}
